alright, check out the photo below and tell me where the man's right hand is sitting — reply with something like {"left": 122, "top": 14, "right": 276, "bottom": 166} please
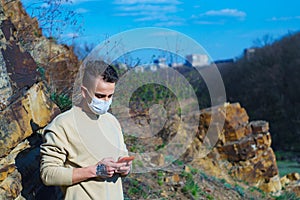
{"left": 96, "top": 157, "right": 126, "bottom": 178}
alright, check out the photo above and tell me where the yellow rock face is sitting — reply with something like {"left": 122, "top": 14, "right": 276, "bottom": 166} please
{"left": 0, "top": 170, "right": 22, "bottom": 199}
{"left": 0, "top": 82, "right": 59, "bottom": 157}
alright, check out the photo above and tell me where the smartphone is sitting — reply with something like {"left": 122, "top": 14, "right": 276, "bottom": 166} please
{"left": 117, "top": 156, "right": 135, "bottom": 163}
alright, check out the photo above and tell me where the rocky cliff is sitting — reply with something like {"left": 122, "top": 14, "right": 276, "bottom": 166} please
{"left": 0, "top": 0, "right": 78, "bottom": 199}
{"left": 186, "top": 103, "right": 281, "bottom": 193}
{"left": 0, "top": 0, "right": 79, "bottom": 98}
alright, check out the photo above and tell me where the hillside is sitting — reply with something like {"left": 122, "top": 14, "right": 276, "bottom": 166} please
{"left": 217, "top": 32, "right": 300, "bottom": 154}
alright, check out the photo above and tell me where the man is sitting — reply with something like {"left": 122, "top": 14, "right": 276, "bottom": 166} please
{"left": 40, "top": 61, "right": 132, "bottom": 199}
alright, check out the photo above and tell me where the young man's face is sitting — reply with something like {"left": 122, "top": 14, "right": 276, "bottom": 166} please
{"left": 83, "top": 76, "right": 115, "bottom": 102}
{"left": 93, "top": 77, "right": 115, "bottom": 101}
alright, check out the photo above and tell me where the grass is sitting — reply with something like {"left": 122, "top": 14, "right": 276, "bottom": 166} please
{"left": 275, "top": 150, "right": 300, "bottom": 177}
{"left": 277, "top": 160, "right": 300, "bottom": 177}
{"left": 157, "top": 170, "right": 164, "bottom": 186}
{"left": 180, "top": 166, "right": 216, "bottom": 199}
{"left": 126, "top": 179, "right": 148, "bottom": 198}
{"left": 274, "top": 191, "right": 300, "bottom": 200}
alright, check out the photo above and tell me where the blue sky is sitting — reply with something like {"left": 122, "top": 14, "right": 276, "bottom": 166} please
{"left": 21, "top": 0, "right": 300, "bottom": 61}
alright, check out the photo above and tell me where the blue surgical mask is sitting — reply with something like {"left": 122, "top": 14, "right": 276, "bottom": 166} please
{"left": 84, "top": 87, "right": 112, "bottom": 115}
{"left": 88, "top": 97, "right": 112, "bottom": 115}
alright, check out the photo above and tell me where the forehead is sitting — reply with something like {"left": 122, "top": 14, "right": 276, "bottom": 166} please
{"left": 93, "top": 77, "right": 115, "bottom": 94}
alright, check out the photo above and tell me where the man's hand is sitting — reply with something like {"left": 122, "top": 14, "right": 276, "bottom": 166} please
{"left": 97, "top": 157, "right": 126, "bottom": 178}
{"left": 115, "top": 156, "right": 132, "bottom": 176}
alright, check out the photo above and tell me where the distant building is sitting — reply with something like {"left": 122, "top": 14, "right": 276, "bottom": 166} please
{"left": 148, "top": 64, "right": 158, "bottom": 72}
{"left": 116, "top": 63, "right": 128, "bottom": 70}
{"left": 185, "top": 54, "right": 209, "bottom": 67}
{"left": 134, "top": 66, "right": 144, "bottom": 73}
{"left": 171, "top": 62, "right": 184, "bottom": 68}
{"left": 154, "top": 58, "right": 168, "bottom": 68}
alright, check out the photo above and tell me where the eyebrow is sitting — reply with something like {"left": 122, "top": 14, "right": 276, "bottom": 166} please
{"left": 94, "top": 93, "right": 114, "bottom": 98}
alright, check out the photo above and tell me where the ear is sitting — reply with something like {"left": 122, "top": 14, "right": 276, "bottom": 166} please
{"left": 81, "top": 86, "right": 87, "bottom": 99}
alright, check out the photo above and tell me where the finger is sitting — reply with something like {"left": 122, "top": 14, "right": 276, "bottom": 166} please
{"left": 107, "top": 166, "right": 117, "bottom": 172}
{"left": 121, "top": 166, "right": 130, "bottom": 170}
{"left": 116, "top": 165, "right": 130, "bottom": 173}
{"left": 125, "top": 161, "right": 132, "bottom": 166}
{"left": 110, "top": 162, "right": 126, "bottom": 168}
{"left": 106, "top": 173, "right": 113, "bottom": 177}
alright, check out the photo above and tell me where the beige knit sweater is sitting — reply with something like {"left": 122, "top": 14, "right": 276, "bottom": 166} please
{"left": 40, "top": 106, "right": 128, "bottom": 199}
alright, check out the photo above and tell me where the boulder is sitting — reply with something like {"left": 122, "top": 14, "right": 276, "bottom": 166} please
{"left": 0, "top": 82, "right": 59, "bottom": 157}
{"left": 0, "top": 169, "right": 22, "bottom": 200}
{"left": 280, "top": 173, "right": 300, "bottom": 196}
{"left": 186, "top": 103, "right": 281, "bottom": 193}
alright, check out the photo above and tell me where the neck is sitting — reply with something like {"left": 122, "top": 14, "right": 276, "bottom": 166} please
{"left": 78, "top": 100, "right": 100, "bottom": 118}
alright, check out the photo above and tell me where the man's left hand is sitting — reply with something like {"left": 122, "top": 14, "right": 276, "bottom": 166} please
{"left": 115, "top": 157, "right": 132, "bottom": 175}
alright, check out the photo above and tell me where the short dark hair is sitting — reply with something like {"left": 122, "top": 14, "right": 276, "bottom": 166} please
{"left": 82, "top": 60, "right": 118, "bottom": 88}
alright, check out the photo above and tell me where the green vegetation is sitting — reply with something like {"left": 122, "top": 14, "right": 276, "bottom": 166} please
{"left": 181, "top": 170, "right": 201, "bottom": 198}
{"left": 248, "top": 186, "right": 267, "bottom": 198}
{"left": 124, "top": 135, "right": 145, "bottom": 153}
{"left": 274, "top": 191, "right": 300, "bottom": 200}
{"left": 37, "top": 66, "right": 46, "bottom": 80}
{"left": 157, "top": 170, "right": 164, "bottom": 186}
{"left": 234, "top": 184, "right": 245, "bottom": 197}
{"left": 173, "top": 159, "right": 184, "bottom": 166}
{"left": 132, "top": 159, "right": 144, "bottom": 168}
{"left": 180, "top": 166, "right": 215, "bottom": 199}
{"left": 126, "top": 179, "right": 148, "bottom": 198}
{"left": 50, "top": 92, "right": 72, "bottom": 112}
{"left": 277, "top": 160, "right": 300, "bottom": 177}
{"left": 275, "top": 151, "right": 300, "bottom": 176}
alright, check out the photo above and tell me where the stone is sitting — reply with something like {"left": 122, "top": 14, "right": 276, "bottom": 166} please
{"left": 286, "top": 172, "right": 300, "bottom": 181}
{"left": 254, "top": 132, "right": 271, "bottom": 150}
{"left": 223, "top": 126, "right": 246, "bottom": 142}
{"left": 0, "top": 140, "right": 30, "bottom": 198}
{"left": 249, "top": 120, "right": 269, "bottom": 134}
{"left": 0, "top": 169, "right": 22, "bottom": 200}
{"left": 0, "top": 82, "right": 59, "bottom": 157}
{"left": 150, "top": 153, "right": 165, "bottom": 167}
{"left": 230, "top": 148, "right": 279, "bottom": 188}
{"left": 291, "top": 185, "right": 300, "bottom": 196}
{"left": 0, "top": 140, "right": 30, "bottom": 167}
{"left": 199, "top": 103, "right": 249, "bottom": 144}
{"left": 0, "top": 163, "right": 15, "bottom": 181}
{"left": 281, "top": 173, "right": 300, "bottom": 196}
{"left": 0, "top": 19, "right": 38, "bottom": 91}
{"left": 165, "top": 174, "right": 180, "bottom": 185}
{"left": 217, "top": 136, "right": 256, "bottom": 162}
{"left": 259, "top": 175, "right": 282, "bottom": 193}
{"left": 223, "top": 103, "right": 249, "bottom": 130}
{"left": 182, "top": 102, "right": 283, "bottom": 194}
{"left": 280, "top": 175, "right": 291, "bottom": 187}
{"left": 184, "top": 166, "right": 191, "bottom": 173}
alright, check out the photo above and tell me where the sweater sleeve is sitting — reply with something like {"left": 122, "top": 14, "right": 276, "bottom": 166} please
{"left": 40, "top": 122, "right": 73, "bottom": 186}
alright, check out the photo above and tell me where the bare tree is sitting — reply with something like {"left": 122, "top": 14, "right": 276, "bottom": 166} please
{"left": 24, "top": 0, "right": 84, "bottom": 43}
{"left": 252, "top": 34, "right": 274, "bottom": 47}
